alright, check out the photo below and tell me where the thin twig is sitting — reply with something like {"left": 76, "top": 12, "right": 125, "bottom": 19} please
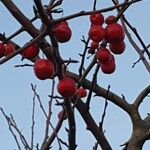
{"left": 99, "top": 85, "right": 110, "bottom": 129}
{"left": 53, "top": 0, "right": 142, "bottom": 24}
{"left": 0, "top": 108, "right": 21, "bottom": 150}
{"left": 78, "top": 37, "right": 90, "bottom": 82}
{"left": 31, "top": 84, "right": 63, "bottom": 150}
{"left": 31, "top": 85, "right": 36, "bottom": 149}
{"left": 86, "top": 64, "right": 99, "bottom": 110}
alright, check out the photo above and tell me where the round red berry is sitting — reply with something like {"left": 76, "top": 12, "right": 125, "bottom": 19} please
{"left": 105, "top": 23, "right": 125, "bottom": 44}
{"left": 88, "top": 25, "right": 106, "bottom": 42}
{"left": 91, "top": 41, "right": 99, "bottom": 49}
{"left": 109, "top": 41, "right": 125, "bottom": 55}
{"left": 0, "top": 43, "right": 5, "bottom": 58}
{"left": 97, "top": 48, "right": 112, "bottom": 64}
{"left": 34, "top": 59, "right": 54, "bottom": 80}
{"left": 76, "top": 88, "right": 87, "bottom": 98}
{"left": 90, "top": 13, "right": 104, "bottom": 25}
{"left": 105, "top": 15, "right": 117, "bottom": 25}
{"left": 22, "top": 43, "right": 39, "bottom": 59}
{"left": 57, "top": 78, "right": 77, "bottom": 98}
{"left": 53, "top": 22, "right": 72, "bottom": 43}
{"left": 100, "top": 55, "right": 116, "bottom": 74}
{"left": 4, "top": 43, "right": 15, "bottom": 56}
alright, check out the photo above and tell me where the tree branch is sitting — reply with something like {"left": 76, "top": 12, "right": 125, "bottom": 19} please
{"left": 67, "top": 71, "right": 131, "bottom": 114}
{"left": 64, "top": 99, "right": 77, "bottom": 150}
{"left": 133, "top": 85, "right": 150, "bottom": 108}
{"left": 1, "top": 0, "right": 39, "bottom": 37}
{"left": 74, "top": 99, "right": 112, "bottom": 150}
{"left": 53, "top": 0, "right": 142, "bottom": 23}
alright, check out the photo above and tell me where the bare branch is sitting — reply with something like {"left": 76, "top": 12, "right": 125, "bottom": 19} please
{"left": 74, "top": 99, "right": 112, "bottom": 150}
{"left": 64, "top": 99, "right": 77, "bottom": 150}
{"left": 31, "top": 84, "right": 63, "bottom": 150}
{"left": 0, "top": 108, "right": 31, "bottom": 150}
{"left": 99, "top": 85, "right": 110, "bottom": 129}
{"left": 34, "top": 0, "right": 52, "bottom": 27}
{"left": 14, "top": 64, "right": 33, "bottom": 68}
{"left": 31, "top": 85, "right": 36, "bottom": 149}
{"left": 1, "top": 0, "right": 39, "bottom": 37}
{"left": 78, "top": 37, "right": 90, "bottom": 80}
{"left": 53, "top": 0, "right": 142, "bottom": 24}
{"left": 133, "top": 85, "right": 150, "bottom": 108}
{"left": 86, "top": 64, "right": 99, "bottom": 110}
{"left": 0, "top": 108, "right": 21, "bottom": 150}
{"left": 121, "top": 16, "right": 150, "bottom": 73}
{"left": 42, "top": 79, "right": 55, "bottom": 145}
{"left": 67, "top": 71, "right": 131, "bottom": 114}
{"left": 0, "top": 30, "right": 46, "bottom": 65}
{"left": 144, "top": 114, "right": 150, "bottom": 129}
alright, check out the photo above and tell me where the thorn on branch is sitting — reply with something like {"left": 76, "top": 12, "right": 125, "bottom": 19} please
{"left": 33, "top": 5, "right": 38, "bottom": 16}
{"left": 132, "top": 57, "right": 142, "bottom": 68}
{"left": 121, "top": 94, "right": 126, "bottom": 100}
{"left": 51, "top": 8, "right": 63, "bottom": 14}
{"left": 81, "top": 36, "right": 87, "bottom": 43}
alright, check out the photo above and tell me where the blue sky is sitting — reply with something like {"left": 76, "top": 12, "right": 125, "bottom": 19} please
{"left": 0, "top": 0, "right": 150, "bottom": 150}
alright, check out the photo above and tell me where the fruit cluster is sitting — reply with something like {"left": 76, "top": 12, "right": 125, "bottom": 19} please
{"left": 88, "top": 13, "right": 125, "bottom": 74}
{"left": 0, "top": 14, "right": 126, "bottom": 115}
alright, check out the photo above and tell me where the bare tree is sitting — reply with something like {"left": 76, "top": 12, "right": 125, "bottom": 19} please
{"left": 0, "top": 0, "right": 150, "bottom": 150}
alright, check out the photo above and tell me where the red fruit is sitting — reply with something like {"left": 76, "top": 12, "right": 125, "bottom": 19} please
{"left": 105, "top": 15, "right": 117, "bottom": 25}
{"left": 4, "top": 43, "right": 15, "bottom": 56}
{"left": 22, "top": 43, "right": 39, "bottom": 59}
{"left": 88, "top": 25, "right": 106, "bottom": 42}
{"left": 91, "top": 41, "right": 99, "bottom": 49}
{"left": 57, "top": 78, "right": 77, "bottom": 98}
{"left": 105, "top": 23, "right": 125, "bottom": 44}
{"left": 34, "top": 59, "right": 54, "bottom": 80}
{"left": 109, "top": 41, "right": 125, "bottom": 54}
{"left": 97, "top": 48, "right": 112, "bottom": 64}
{"left": 0, "top": 43, "right": 5, "bottom": 58}
{"left": 58, "top": 110, "right": 67, "bottom": 120}
{"left": 76, "top": 88, "right": 87, "bottom": 98}
{"left": 101, "top": 55, "right": 116, "bottom": 74}
{"left": 53, "top": 23, "right": 72, "bottom": 43}
{"left": 90, "top": 13, "right": 104, "bottom": 25}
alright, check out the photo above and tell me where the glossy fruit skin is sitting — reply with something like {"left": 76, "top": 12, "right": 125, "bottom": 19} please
{"left": 0, "top": 43, "right": 5, "bottom": 58}
{"left": 97, "top": 48, "right": 112, "bottom": 64}
{"left": 109, "top": 41, "right": 125, "bottom": 54}
{"left": 34, "top": 59, "right": 54, "bottom": 80}
{"left": 105, "top": 15, "right": 117, "bottom": 25}
{"left": 88, "top": 41, "right": 99, "bottom": 54}
{"left": 53, "top": 22, "right": 72, "bottom": 43}
{"left": 58, "top": 110, "right": 67, "bottom": 120}
{"left": 100, "top": 55, "right": 116, "bottom": 74}
{"left": 76, "top": 88, "right": 87, "bottom": 98}
{"left": 90, "top": 13, "right": 104, "bottom": 25}
{"left": 4, "top": 43, "right": 15, "bottom": 56}
{"left": 105, "top": 23, "right": 125, "bottom": 44}
{"left": 22, "top": 44, "right": 39, "bottom": 59}
{"left": 88, "top": 25, "right": 106, "bottom": 42}
{"left": 91, "top": 41, "right": 99, "bottom": 49}
{"left": 57, "top": 78, "right": 77, "bottom": 98}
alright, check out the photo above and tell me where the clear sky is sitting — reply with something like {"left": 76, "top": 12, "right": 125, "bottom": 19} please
{"left": 0, "top": 0, "right": 150, "bottom": 150}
